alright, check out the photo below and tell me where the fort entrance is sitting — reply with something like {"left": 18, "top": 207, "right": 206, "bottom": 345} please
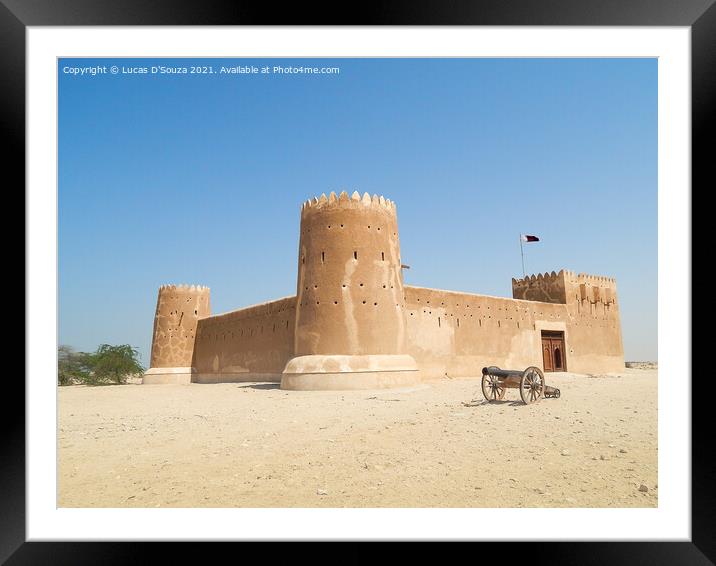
{"left": 541, "top": 330, "right": 566, "bottom": 372}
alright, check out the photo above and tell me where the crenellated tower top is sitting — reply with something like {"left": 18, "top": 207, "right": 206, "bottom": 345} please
{"left": 158, "top": 284, "right": 210, "bottom": 292}
{"left": 512, "top": 269, "right": 569, "bottom": 304}
{"left": 300, "top": 191, "right": 397, "bottom": 217}
{"left": 567, "top": 272, "right": 618, "bottom": 305}
{"left": 511, "top": 269, "right": 618, "bottom": 306}
{"left": 512, "top": 270, "right": 566, "bottom": 286}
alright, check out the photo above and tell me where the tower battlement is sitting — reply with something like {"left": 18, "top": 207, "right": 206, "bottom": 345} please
{"left": 158, "top": 284, "right": 210, "bottom": 292}
{"left": 568, "top": 272, "right": 616, "bottom": 285}
{"left": 512, "top": 270, "right": 568, "bottom": 304}
{"left": 301, "top": 191, "right": 396, "bottom": 216}
{"left": 566, "top": 272, "right": 618, "bottom": 305}
{"left": 512, "top": 270, "right": 565, "bottom": 285}
{"left": 512, "top": 270, "right": 618, "bottom": 306}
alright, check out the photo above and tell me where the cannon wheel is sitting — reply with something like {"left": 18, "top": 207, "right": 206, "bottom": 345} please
{"left": 481, "top": 371, "right": 506, "bottom": 402}
{"left": 519, "top": 366, "right": 545, "bottom": 404}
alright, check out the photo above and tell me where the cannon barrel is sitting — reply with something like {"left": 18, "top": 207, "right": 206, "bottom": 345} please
{"left": 481, "top": 366, "right": 524, "bottom": 379}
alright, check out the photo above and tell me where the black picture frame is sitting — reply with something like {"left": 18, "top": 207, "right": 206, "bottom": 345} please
{"left": 6, "top": 1, "right": 705, "bottom": 563}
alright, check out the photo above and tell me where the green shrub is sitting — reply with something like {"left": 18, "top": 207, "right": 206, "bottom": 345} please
{"left": 58, "top": 345, "right": 92, "bottom": 385}
{"left": 86, "top": 344, "right": 145, "bottom": 385}
{"left": 58, "top": 344, "right": 144, "bottom": 385}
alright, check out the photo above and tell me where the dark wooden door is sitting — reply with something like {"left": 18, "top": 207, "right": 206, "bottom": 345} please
{"left": 551, "top": 339, "right": 565, "bottom": 370}
{"left": 542, "top": 338, "right": 554, "bottom": 371}
{"left": 541, "top": 331, "right": 566, "bottom": 372}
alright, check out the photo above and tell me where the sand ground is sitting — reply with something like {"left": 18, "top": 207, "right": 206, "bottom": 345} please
{"left": 58, "top": 368, "right": 657, "bottom": 508}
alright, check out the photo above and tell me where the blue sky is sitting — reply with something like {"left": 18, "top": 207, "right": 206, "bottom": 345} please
{"left": 58, "top": 58, "right": 657, "bottom": 364}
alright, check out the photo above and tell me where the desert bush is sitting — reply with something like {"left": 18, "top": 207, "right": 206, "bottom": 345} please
{"left": 87, "top": 344, "right": 144, "bottom": 385}
{"left": 58, "top": 345, "right": 93, "bottom": 385}
{"left": 59, "top": 344, "right": 144, "bottom": 385}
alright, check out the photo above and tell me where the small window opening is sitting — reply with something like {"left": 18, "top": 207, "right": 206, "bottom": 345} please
{"left": 321, "top": 251, "right": 325, "bottom": 263}
{"left": 354, "top": 251, "right": 358, "bottom": 260}
{"left": 381, "top": 252, "right": 385, "bottom": 261}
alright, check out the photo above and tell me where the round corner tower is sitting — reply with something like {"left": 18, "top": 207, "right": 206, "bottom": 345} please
{"left": 143, "top": 284, "right": 211, "bottom": 384}
{"left": 281, "top": 191, "right": 419, "bottom": 390}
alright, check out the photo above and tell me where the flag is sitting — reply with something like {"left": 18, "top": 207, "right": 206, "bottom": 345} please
{"left": 521, "top": 235, "right": 540, "bottom": 242}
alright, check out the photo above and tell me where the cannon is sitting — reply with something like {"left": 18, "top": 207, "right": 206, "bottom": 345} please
{"left": 481, "top": 366, "right": 561, "bottom": 405}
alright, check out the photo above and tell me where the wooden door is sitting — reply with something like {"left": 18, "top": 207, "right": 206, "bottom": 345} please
{"left": 551, "top": 339, "right": 565, "bottom": 371}
{"left": 541, "top": 331, "right": 566, "bottom": 372}
{"left": 542, "top": 338, "right": 554, "bottom": 371}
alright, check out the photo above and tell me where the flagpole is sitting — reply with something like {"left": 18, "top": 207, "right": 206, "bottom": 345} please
{"left": 519, "top": 234, "right": 525, "bottom": 277}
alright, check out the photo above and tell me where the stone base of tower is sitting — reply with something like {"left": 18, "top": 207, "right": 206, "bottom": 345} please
{"left": 280, "top": 354, "right": 420, "bottom": 391}
{"left": 142, "top": 366, "right": 195, "bottom": 385}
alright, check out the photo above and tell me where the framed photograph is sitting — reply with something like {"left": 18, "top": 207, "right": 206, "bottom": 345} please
{"left": 9, "top": 0, "right": 707, "bottom": 562}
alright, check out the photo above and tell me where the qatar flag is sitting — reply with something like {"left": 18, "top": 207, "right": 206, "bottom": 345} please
{"left": 521, "top": 234, "right": 540, "bottom": 242}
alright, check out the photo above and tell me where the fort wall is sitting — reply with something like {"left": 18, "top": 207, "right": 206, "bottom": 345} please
{"left": 193, "top": 296, "right": 296, "bottom": 383}
{"left": 404, "top": 285, "right": 568, "bottom": 379}
{"left": 404, "top": 269, "right": 624, "bottom": 379}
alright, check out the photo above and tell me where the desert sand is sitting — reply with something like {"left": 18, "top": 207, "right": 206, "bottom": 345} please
{"left": 58, "top": 367, "right": 657, "bottom": 508}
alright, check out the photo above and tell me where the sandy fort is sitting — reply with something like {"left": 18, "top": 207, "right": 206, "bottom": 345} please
{"left": 144, "top": 191, "right": 624, "bottom": 389}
